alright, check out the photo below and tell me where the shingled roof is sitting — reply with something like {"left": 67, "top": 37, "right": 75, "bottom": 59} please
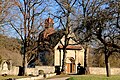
{"left": 58, "top": 45, "right": 82, "bottom": 50}
{"left": 47, "top": 29, "right": 65, "bottom": 47}
{"left": 38, "top": 17, "right": 82, "bottom": 50}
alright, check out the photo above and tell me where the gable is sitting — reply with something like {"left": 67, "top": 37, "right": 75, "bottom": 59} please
{"left": 55, "top": 32, "right": 83, "bottom": 50}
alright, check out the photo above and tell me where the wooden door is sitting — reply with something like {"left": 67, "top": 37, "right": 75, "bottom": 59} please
{"left": 66, "top": 63, "right": 70, "bottom": 73}
{"left": 66, "top": 63, "right": 75, "bottom": 73}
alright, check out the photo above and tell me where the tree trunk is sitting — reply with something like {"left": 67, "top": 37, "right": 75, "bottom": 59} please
{"left": 61, "top": 48, "right": 66, "bottom": 73}
{"left": 84, "top": 44, "right": 89, "bottom": 75}
{"left": 22, "top": 38, "right": 27, "bottom": 76}
{"left": 104, "top": 45, "right": 111, "bottom": 77}
{"left": 105, "top": 53, "right": 111, "bottom": 77}
{"left": 22, "top": 53, "right": 26, "bottom": 76}
{"left": 22, "top": 53, "right": 28, "bottom": 76}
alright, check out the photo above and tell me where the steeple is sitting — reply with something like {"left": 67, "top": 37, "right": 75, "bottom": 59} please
{"left": 43, "top": 17, "right": 55, "bottom": 38}
{"left": 44, "top": 17, "right": 54, "bottom": 28}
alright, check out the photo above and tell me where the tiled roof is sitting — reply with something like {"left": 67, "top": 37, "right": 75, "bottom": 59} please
{"left": 58, "top": 45, "right": 82, "bottom": 50}
{"left": 43, "top": 27, "right": 55, "bottom": 38}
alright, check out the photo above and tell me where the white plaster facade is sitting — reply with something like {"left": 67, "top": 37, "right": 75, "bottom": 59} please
{"left": 54, "top": 34, "right": 85, "bottom": 74}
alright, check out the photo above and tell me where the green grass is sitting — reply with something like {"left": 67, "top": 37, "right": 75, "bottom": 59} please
{"left": 68, "top": 75, "right": 120, "bottom": 80}
{"left": 0, "top": 75, "right": 27, "bottom": 80}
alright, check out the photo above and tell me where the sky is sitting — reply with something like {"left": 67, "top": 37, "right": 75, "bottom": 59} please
{"left": 1, "top": 0, "right": 109, "bottom": 38}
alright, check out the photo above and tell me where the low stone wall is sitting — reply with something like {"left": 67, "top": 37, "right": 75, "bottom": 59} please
{"left": 11, "top": 66, "right": 19, "bottom": 75}
{"left": 111, "top": 68, "right": 120, "bottom": 75}
{"left": 89, "top": 67, "right": 120, "bottom": 75}
{"left": 0, "top": 66, "right": 19, "bottom": 75}
{"left": 0, "top": 66, "right": 55, "bottom": 76}
{"left": 89, "top": 67, "right": 106, "bottom": 75}
{"left": 26, "top": 68, "right": 38, "bottom": 76}
{"left": 35, "top": 66, "right": 55, "bottom": 73}
{"left": 26, "top": 66, "right": 55, "bottom": 76}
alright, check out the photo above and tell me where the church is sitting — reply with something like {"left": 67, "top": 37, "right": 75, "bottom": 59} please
{"left": 54, "top": 34, "right": 85, "bottom": 74}
{"left": 38, "top": 17, "right": 85, "bottom": 74}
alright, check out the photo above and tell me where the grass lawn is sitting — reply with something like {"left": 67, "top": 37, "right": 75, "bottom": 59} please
{"left": 0, "top": 75, "right": 27, "bottom": 80}
{"left": 68, "top": 75, "right": 120, "bottom": 80}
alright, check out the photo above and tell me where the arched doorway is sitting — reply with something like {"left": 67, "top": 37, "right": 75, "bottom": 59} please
{"left": 66, "top": 57, "right": 75, "bottom": 73}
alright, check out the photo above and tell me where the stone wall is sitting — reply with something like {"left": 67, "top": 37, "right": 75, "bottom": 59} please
{"left": 89, "top": 67, "right": 120, "bottom": 75}
{"left": 111, "top": 68, "right": 120, "bottom": 75}
{"left": 0, "top": 65, "right": 55, "bottom": 76}
{"left": 26, "top": 66, "right": 55, "bottom": 76}
{"left": 35, "top": 66, "right": 55, "bottom": 73}
{"left": 26, "top": 68, "right": 37, "bottom": 76}
{"left": 0, "top": 66, "right": 19, "bottom": 75}
{"left": 11, "top": 66, "right": 19, "bottom": 75}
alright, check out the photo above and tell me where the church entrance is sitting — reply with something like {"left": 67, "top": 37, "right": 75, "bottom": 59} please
{"left": 66, "top": 57, "right": 75, "bottom": 73}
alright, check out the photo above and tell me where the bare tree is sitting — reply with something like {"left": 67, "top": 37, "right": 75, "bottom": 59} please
{"left": 0, "top": 0, "right": 14, "bottom": 33}
{"left": 9, "top": 0, "right": 46, "bottom": 75}
{"left": 74, "top": 0, "right": 107, "bottom": 74}
{"left": 75, "top": 0, "right": 120, "bottom": 77}
{"left": 53, "top": 0, "right": 77, "bottom": 73}
{"left": 94, "top": 1, "right": 120, "bottom": 77}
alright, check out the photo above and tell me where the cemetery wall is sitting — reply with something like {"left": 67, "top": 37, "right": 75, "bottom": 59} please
{"left": 89, "top": 67, "right": 120, "bottom": 75}
{"left": 0, "top": 66, "right": 19, "bottom": 75}
{"left": 26, "top": 68, "right": 37, "bottom": 76}
{"left": 35, "top": 66, "right": 55, "bottom": 73}
{"left": 26, "top": 66, "right": 55, "bottom": 76}
{"left": 0, "top": 66, "right": 55, "bottom": 76}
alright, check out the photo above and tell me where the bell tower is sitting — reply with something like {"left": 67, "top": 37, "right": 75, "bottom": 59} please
{"left": 44, "top": 17, "right": 54, "bottom": 28}
{"left": 43, "top": 18, "right": 55, "bottom": 38}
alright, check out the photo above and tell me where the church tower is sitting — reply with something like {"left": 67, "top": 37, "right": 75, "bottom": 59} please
{"left": 44, "top": 18, "right": 54, "bottom": 28}
{"left": 43, "top": 18, "right": 55, "bottom": 38}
